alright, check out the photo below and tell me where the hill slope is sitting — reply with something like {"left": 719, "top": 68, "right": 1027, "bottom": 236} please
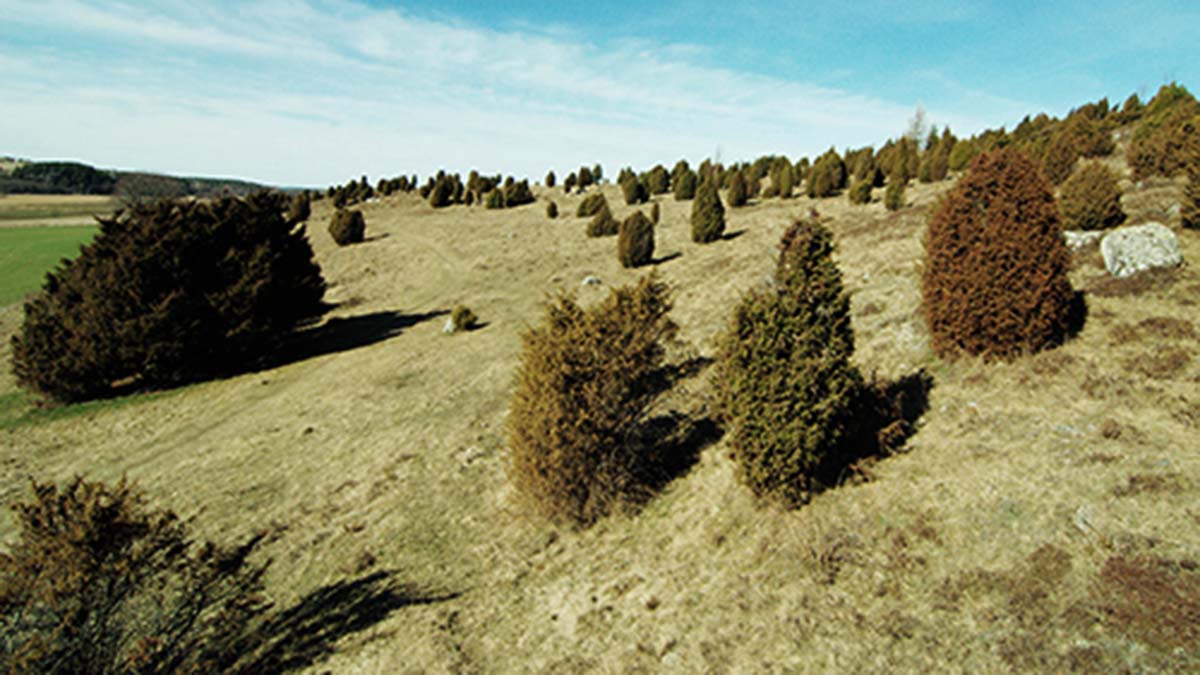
{"left": 0, "top": 154, "right": 1197, "bottom": 670}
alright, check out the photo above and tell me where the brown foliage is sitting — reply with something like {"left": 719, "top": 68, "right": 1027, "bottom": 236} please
{"left": 0, "top": 477, "right": 270, "bottom": 673}
{"left": 921, "top": 149, "right": 1077, "bottom": 359}
{"left": 506, "top": 276, "right": 678, "bottom": 526}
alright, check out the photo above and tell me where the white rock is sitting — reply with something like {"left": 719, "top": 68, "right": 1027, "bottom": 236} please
{"left": 1100, "top": 222, "right": 1183, "bottom": 278}
{"left": 1062, "top": 230, "right": 1103, "bottom": 253}
{"left": 581, "top": 275, "right": 602, "bottom": 287}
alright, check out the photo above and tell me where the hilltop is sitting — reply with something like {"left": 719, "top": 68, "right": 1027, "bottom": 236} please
{"left": 0, "top": 100, "right": 1197, "bottom": 670}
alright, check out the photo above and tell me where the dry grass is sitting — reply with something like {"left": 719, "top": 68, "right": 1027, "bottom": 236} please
{"left": 0, "top": 170, "right": 1197, "bottom": 671}
{"left": 0, "top": 194, "right": 115, "bottom": 226}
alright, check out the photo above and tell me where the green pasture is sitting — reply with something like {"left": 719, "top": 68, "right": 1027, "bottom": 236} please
{"left": 0, "top": 225, "right": 97, "bottom": 306}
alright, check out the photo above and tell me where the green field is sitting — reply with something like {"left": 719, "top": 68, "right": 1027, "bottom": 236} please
{"left": 0, "top": 225, "right": 97, "bottom": 306}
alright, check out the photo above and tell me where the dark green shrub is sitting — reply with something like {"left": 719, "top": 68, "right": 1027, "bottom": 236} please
{"left": 10, "top": 193, "right": 326, "bottom": 402}
{"left": 848, "top": 179, "right": 872, "bottom": 205}
{"left": 507, "top": 275, "right": 677, "bottom": 525}
{"left": 578, "top": 166, "right": 594, "bottom": 189}
{"left": 485, "top": 189, "right": 505, "bottom": 209}
{"left": 1041, "top": 132, "right": 1080, "bottom": 184}
{"left": 922, "top": 149, "right": 1076, "bottom": 359}
{"left": 774, "top": 164, "right": 795, "bottom": 198}
{"left": 715, "top": 218, "right": 862, "bottom": 506}
{"left": 586, "top": 204, "right": 618, "bottom": 237}
{"left": 546, "top": 200, "right": 558, "bottom": 219}
{"left": 917, "top": 154, "right": 934, "bottom": 183}
{"left": 645, "top": 165, "right": 670, "bottom": 194}
{"left": 618, "top": 211, "right": 655, "bottom": 268}
{"left": 650, "top": 201, "right": 660, "bottom": 224}
{"left": 329, "top": 208, "right": 366, "bottom": 245}
{"left": 806, "top": 149, "right": 846, "bottom": 198}
{"left": 1129, "top": 107, "right": 1200, "bottom": 180}
{"left": 0, "top": 476, "right": 270, "bottom": 673}
{"left": 1059, "top": 161, "right": 1125, "bottom": 231}
{"left": 670, "top": 160, "right": 691, "bottom": 188}
{"left": 577, "top": 192, "right": 608, "bottom": 218}
{"left": 287, "top": 190, "right": 311, "bottom": 223}
{"left": 884, "top": 179, "right": 905, "bottom": 211}
{"left": 621, "top": 176, "right": 648, "bottom": 205}
{"left": 504, "top": 179, "right": 536, "bottom": 207}
{"left": 564, "top": 173, "right": 577, "bottom": 193}
{"left": 674, "top": 170, "right": 697, "bottom": 201}
{"left": 429, "top": 175, "right": 454, "bottom": 207}
{"left": 947, "top": 139, "right": 979, "bottom": 171}
{"left": 691, "top": 181, "right": 725, "bottom": 243}
{"left": 545, "top": 170, "right": 556, "bottom": 188}
{"left": 726, "top": 171, "right": 748, "bottom": 207}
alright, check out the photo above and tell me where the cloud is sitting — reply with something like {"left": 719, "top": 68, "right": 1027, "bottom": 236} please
{"left": 0, "top": 0, "right": 1005, "bottom": 185}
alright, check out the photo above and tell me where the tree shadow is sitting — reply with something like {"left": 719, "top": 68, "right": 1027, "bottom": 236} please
{"left": 812, "top": 369, "right": 935, "bottom": 490}
{"left": 1066, "top": 290, "right": 1088, "bottom": 340}
{"left": 362, "top": 233, "right": 391, "bottom": 243}
{"left": 240, "top": 570, "right": 459, "bottom": 673}
{"left": 274, "top": 310, "right": 447, "bottom": 366}
{"left": 721, "top": 229, "right": 747, "bottom": 241}
{"left": 621, "top": 355, "right": 723, "bottom": 511}
{"left": 650, "top": 251, "right": 683, "bottom": 265}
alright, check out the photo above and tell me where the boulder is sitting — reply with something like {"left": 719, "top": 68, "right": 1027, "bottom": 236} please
{"left": 1100, "top": 222, "right": 1183, "bottom": 278}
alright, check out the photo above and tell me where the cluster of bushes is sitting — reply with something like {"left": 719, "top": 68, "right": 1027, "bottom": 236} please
{"left": 12, "top": 192, "right": 326, "bottom": 403}
{"left": 326, "top": 175, "right": 378, "bottom": 208}
{"left": 1127, "top": 83, "right": 1200, "bottom": 180}
{"left": 562, "top": 164, "right": 602, "bottom": 194}
{"left": 806, "top": 148, "right": 848, "bottom": 198}
{"left": 507, "top": 143, "right": 1091, "bottom": 522}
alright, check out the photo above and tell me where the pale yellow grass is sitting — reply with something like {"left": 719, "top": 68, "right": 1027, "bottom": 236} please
{"left": 0, "top": 175, "right": 1197, "bottom": 672}
{"left": 0, "top": 193, "right": 114, "bottom": 227}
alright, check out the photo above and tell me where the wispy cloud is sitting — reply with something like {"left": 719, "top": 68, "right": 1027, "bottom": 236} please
{"left": 0, "top": 0, "right": 1009, "bottom": 185}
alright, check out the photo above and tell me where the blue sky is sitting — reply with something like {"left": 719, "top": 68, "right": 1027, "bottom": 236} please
{"left": 1, "top": 0, "right": 1195, "bottom": 187}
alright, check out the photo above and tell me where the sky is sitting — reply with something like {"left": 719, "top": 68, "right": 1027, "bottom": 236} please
{"left": 1, "top": 0, "right": 1196, "bottom": 187}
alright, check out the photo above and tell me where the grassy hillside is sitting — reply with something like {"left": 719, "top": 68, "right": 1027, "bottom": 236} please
{"left": 0, "top": 150, "right": 1196, "bottom": 670}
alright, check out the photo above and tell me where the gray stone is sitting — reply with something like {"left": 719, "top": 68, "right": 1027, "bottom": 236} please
{"left": 1100, "top": 222, "right": 1183, "bottom": 278}
{"left": 1062, "top": 230, "right": 1103, "bottom": 253}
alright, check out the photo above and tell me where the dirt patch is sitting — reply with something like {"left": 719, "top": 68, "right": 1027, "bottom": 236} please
{"left": 1094, "top": 555, "right": 1200, "bottom": 651}
{"left": 1112, "top": 473, "right": 1189, "bottom": 497}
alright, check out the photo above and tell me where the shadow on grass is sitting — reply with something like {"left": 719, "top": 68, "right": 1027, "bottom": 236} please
{"left": 243, "top": 570, "right": 459, "bottom": 673}
{"left": 721, "top": 229, "right": 746, "bottom": 241}
{"left": 275, "top": 309, "right": 447, "bottom": 365}
{"left": 813, "top": 369, "right": 935, "bottom": 490}
{"left": 2, "top": 309, "right": 446, "bottom": 426}
{"left": 620, "top": 355, "right": 724, "bottom": 512}
{"left": 650, "top": 252, "right": 683, "bottom": 266}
